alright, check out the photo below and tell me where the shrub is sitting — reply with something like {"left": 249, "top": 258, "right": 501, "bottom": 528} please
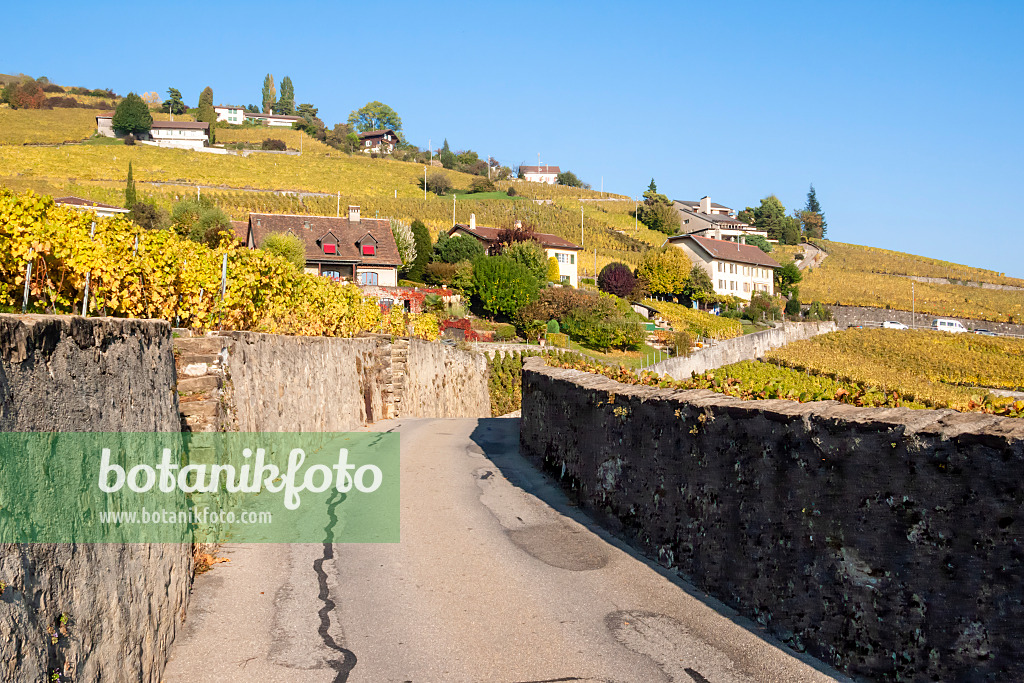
{"left": 435, "top": 234, "right": 485, "bottom": 264}
{"left": 128, "top": 202, "right": 169, "bottom": 231}
{"left": 598, "top": 262, "right": 637, "bottom": 298}
{"left": 260, "top": 232, "right": 306, "bottom": 270}
{"left": 546, "top": 256, "right": 560, "bottom": 282}
{"left": 494, "top": 323, "right": 516, "bottom": 341}
{"left": 472, "top": 255, "right": 539, "bottom": 318}
{"left": 123, "top": 134, "right": 135, "bottom": 145}
{"left": 562, "top": 308, "right": 644, "bottom": 351}
{"left": 262, "top": 138, "right": 287, "bottom": 151}
{"left": 506, "top": 186, "right": 517, "bottom": 197}
{"left": 469, "top": 177, "right": 496, "bottom": 193}
{"left": 546, "top": 319, "right": 560, "bottom": 334}
{"left": 42, "top": 83, "right": 65, "bottom": 93}
{"left": 503, "top": 239, "right": 546, "bottom": 282}
{"left": 424, "top": 261, "right": 458, "bottom": 285}
{"left": 426, "top": 171, "right": 452, "bottom": 196}
{"left": 745, "top": 234, "right": 772, "bottom": 253}
{"left": 806, "top": 300, "right": 833, "bottom": 321}
{"left": 547, "top": 332, "right": 569, "bottom": 348}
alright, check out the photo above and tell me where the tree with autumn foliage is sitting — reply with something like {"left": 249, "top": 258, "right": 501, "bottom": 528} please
{"left": 634, "top": 247, "right": 691, "bottom": 296}
{"left": 598, "top": 262, "right": 638, "bottom": 298}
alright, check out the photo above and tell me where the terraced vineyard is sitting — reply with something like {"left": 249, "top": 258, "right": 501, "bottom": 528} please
{"left": 800, "top": 240, "right": 1024, "bottom": 323}
{"left": 765, "top": 328, "right": 1024, "bottom": 410}
{"left": 643, "top": 298, "right": 743, "bottom": 340}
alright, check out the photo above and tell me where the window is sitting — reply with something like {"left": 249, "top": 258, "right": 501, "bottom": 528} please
{"left": 560, "top": 275, "right": 570, "bottom": 283}
{"left": 365, "top": 140, "right": 371, "bottom": 146}
{"left": 730, "top": 281, "right": 736, "bottom": 290}
{"left": 718, "top": 279, "right": 725, "bottom": 289}
{"left": 322, "top": 270, "right": 341, "bottom": 279}
{"left": 718, "top": 262, "right": 723, "bottom": 272}
{"left": 323, "top": 243, "right": 337, "bottom": 254}
{"left": 362, "top": 244, "right": 376, "bottom": 256}
{"left": 357, "top": 271, "right": 378, "bottom": 285}
{"left": 743, "top": 283, "right": 750, "bottom": 293}
{"left": 570, "top": 254, "right": 574, "bottom": 264}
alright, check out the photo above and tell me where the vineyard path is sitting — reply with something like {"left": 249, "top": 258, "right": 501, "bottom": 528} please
{"left": 798, "top": 242, "right": 827, "bottom": 270}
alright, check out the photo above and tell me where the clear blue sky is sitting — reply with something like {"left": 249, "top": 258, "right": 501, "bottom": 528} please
{"left": 6, "top": 0, "right": 1024, "bottom": 276}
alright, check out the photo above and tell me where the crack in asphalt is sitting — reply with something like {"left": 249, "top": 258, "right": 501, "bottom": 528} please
{"left": 314, "top": 488, "right": 358, "bottom": 682}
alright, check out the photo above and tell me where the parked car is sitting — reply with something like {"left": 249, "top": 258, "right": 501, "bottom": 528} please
{"left": 882, "top": 321, "right": 909, "bottom": 330}
{"left": 931, "top": 318, "right": 968, "bottom": 334}
{"left": 973, "top": 328, "right": 997, "bottom": 336}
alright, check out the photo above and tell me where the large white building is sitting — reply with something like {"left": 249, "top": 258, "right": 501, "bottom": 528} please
{"left": 213, "top": 105, "right": 246, "bottom": 124}
{"left": 667, "top": 233, "right": 780, "bottom": 301}
{"left": 94, "top": 114, "right": 209, "bottom": 150}
{"left": 519, "top": 164, "right": 560, "bottom": 185}
{"left": 673, "top": 196, "right": 768, "bottom": 243}
{"left": 243, "top": 111, "right": 303, "bottom": 127}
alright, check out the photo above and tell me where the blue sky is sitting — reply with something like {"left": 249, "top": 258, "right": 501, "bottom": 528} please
{"left": 6, "top": 0, "right": 1024, "bottom": 276}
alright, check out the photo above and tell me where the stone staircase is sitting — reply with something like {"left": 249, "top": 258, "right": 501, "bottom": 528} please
{"left": 173, "top": 334, "right": 230, "bottom": 432}
{"left": 384, "top": 338, "right": 409, "bottom": 419}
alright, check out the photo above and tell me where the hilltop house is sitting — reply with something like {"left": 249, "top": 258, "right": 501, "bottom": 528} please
{"left": 54, "top": 196, "right": 130, "bottom": 218}
{"left": 448, "top": 215, "right": 583, "bottom": 286}
{"left": 242, "top": 207, "right": 402, "bottom": 286}
{"left": 94, "top": 114, "right": 209, "bottom": 150}
{"left": 673, "top": 196, "right": 767, "bottom": 243}
{"left": 667, "top": 233, "right": 780, "bottom": 300}
{"left": 519, "top": 165, "right": 560, "bottom": 184}
{"left": 243, "top": 111, "right": 303, "bottom": 127}
{"left": 358, "top": 129, "right": 399, "bottom": 154}
{"left": 213, "top": 105, "right": 246, "bottom": 125}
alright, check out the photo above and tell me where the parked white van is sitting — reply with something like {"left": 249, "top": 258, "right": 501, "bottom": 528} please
{"left": 931, "top": 318, "right": 968, "bottom": 333}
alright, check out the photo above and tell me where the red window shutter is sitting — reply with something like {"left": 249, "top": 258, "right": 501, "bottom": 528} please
{"left": 362, "top": 245, "right": 375, "bottom": 256}
{"left": 323, "top": 243, "right": 336, "bottom": 254}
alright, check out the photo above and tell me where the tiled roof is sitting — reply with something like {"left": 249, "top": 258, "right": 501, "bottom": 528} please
{"left": 520, "top": 165, "right": 561, "bottom": 175}
{"left": 357, "top": 128, "right": 398, "bottom": 139}
{"left": 247, "top": 213, "right": 402, "bottom": 267}
{"left": 449, "top": 223, "right": 582, "bottom": 251}
{"left": 54, "top": 196, "right": 129, "bottom": 212}
{"left": 230, "top": 221, "right": 248, "bottom": 242}
{"left": 670, "top": 234, "right": 781, "bottom": 268}
{"left": 675, "top": 199, "right": 731, "bottom": 211}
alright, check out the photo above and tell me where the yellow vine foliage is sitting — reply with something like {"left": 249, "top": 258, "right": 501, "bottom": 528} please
{"left": 0, "top": 189, "right": 438, "bottom": 340}
{"left": 643, "top": 298, "right": 743, "bottom": 340}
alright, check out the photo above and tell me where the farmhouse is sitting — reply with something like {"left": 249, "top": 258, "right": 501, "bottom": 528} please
{"left": 448, "top": 215, "right": 583, "bottom": 286}
{"left": 673, "top": 196, "right": 768, "bottom": 243}
{"left": 94, "top": 114, "right": 209, "bottom": 150}
{"left": 667, "top": 233, "right": 780, "bottom": 300}
{"left": 243, "top": 111, "right": 303, "bottom": 127}
{"left": 242, "top": 207, "right": 402, "bottom": 286}
{"left": 213, "top": 105, "right": 246, "bottom": 125}
{"left": 519, "top": 165, "right": 560, "bottom": 184}
{"left": 357, "top": 129, "right": 399, "bottom": 154}
{"left": 54, "top": 196, "right": 130, "bottom": 218}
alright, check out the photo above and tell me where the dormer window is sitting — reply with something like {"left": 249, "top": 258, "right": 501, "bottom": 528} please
{"left": 362, "top": 244, "right": 376, "bottom": 256}
{"left": 323, "top": 243, "right": 337, "bottom": 254}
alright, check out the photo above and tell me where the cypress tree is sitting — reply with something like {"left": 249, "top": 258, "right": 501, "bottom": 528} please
{"left": 124, "top": 162, "right": 137, "bottom": 208}
{"left": 409, "top": 220, "right": 432, "bottom": 281}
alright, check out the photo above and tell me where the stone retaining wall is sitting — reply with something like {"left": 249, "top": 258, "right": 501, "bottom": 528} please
{"left": 520, "top": 356, "right": 1024, "bottom": 681}
{"left": 0, "top": 315, "right": 190, "bottom": 683}
{"left": 828, "top": 305, "right": 1024, "bottom": 336}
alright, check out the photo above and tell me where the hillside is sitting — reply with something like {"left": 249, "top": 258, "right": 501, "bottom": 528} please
{"left": 800, "top": 240, "right": 1024, "bottom": 323}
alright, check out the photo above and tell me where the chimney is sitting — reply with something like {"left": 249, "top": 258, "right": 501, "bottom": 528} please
{"left": 700, "top": 196, "right": 711, "bottom": 215}
{"left": 715, "top": 226, "right": 722, "bottom": 240}
{"left": 739, "top": 235, "right": 746, "bottom": 245}
{"left": 348, "top": 205, "right": 360, "bottom": 223}
{"left": 304, "top": 220, "right": 310, "bottom": 230}
{"left": 470, "top": 213, "right": 476, "bottom": 230}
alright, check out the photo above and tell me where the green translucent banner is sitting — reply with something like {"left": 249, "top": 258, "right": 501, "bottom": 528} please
{"left": 0, "top": 432, "right": 399, "bottom": 543}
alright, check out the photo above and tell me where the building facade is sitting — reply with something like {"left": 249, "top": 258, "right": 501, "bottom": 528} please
{"left": 54, "top": 196, "right": 131, "bottom": 218}
{"left": 357, "top": 129, "right": 399, "bottom": 154}
{"left": 519, "top": 165, "right": 560, "bottom": 184}
{"left": 673, "top": 196, "right": 768, "bottom": 243}
{"left": 213, "top": 105, "right": 246, "bottom": 124}
{"left": 243, "top": 112, "right": 303, "bottom": 127}
{"left": 667, "top": 233, "right": 780, "bottom": 300}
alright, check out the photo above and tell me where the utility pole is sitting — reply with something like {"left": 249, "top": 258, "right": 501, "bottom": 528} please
{"left": 428, "top": 139, "right": 431, "bottom": 165}
{"left": 912, "top": 282, "right": 916, "bottom": 328}
{"left": 581, "top": 205, "right": 584, "bottom": 250}
{"left": 336, "top": 191, "right": 340, "bottom": 217}
{"left": 424, "top": 167, "right": 427, "bottom": 200}
{"left": 453, "top": 195, "right": 456, "bottom": 226}
{"left": 635, "top": 198, "right": 638, "bottom": 231}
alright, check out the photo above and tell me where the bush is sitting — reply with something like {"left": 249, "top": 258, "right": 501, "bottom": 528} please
{"left": 547, "top": 332, "right": 569, "bottom": 348}
{"left": 598, "top": 262, "right": 638, "bottom": 298}
{"left": 424, "top": 261, "right": 458, "bottom": 285}
{"left": 42, "top": 83, "right": 65, "bottom": 93}
{"left": 562, "top": 309, "right": 645, "bottom": 351}
{"left": 785, "top": 297, "right": 801, "bottom": 316}
{"left": 123, "top": 134, "right": 135, "bottom": 145}
{"left": 503, "top": 239, "right": 547, "bottom": 282}
{"left": 262, "top": 138, "right": 287, "bottom": 151}
{"left": 128, "top": 202, "right": 169, "bottom": 231}
{"left": 806, "top": 300, "right": 833, "bottom": 321}
{"left": 426, "top": 171, "right": 452, "bottom": 196}
{"left": 435, "top": 234, "right": 485, "bottom": 264}
{"left": 506, "top": 186, "right": 517, "bottom": 197}
{"left": 546, "top": 319, "right": 560, "bottom": 334}
{"left": 494, "top": 323, "right": 516, "bottom": 341}
{"left": 745, "top": 234, "right": 772, "bottom": 253}
{"left": 469, "top": 177, "right": 496, "bottom": 193}
{"left": 260, "top": 232, "right": 306, "bottom": 270}
{"left": 472, "top": 256, "right": 539, "bottom": 318}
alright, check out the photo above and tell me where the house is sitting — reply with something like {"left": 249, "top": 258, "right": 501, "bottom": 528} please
{"left": 213, "top": 105, "right": 246, "bottom": 125}
{"left": 447, "top": 215, "right": 583, "bottom": 286}
{"left": 673, "top": 196, "right": 768, "bottom": 243}
{"left": 243, "top": 206, "right": 402, "bottom": 286}
{"left": 243, "top": 111, "right": 303, "bottom": 127}
{"left": 54, "top": 196, "right": 130, "bottom": 218}
{"left": 519, "top": 165, "right": 560, "bottom": 184}
{"left": 357, "top": 129, "right": 399, "bottom": 154}
{"left": 94, "top": 114, "right": 209, "bottom": 150}
{"left": 667, "top": 233, "right": 780, "bottom": 301}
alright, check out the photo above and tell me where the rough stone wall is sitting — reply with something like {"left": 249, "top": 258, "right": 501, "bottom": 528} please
{"left": 829, "top": 305, "right": 1024, "bottom": 336}
{"left": 0, "top": 315, "right": 190, "bottom": 683}
{"left": 520, "top": 356, "right": 1024, "bottom": 681}
{"left": 907, "top": 275, "right": 1024, "bottom": 291}
{"left": 650, "top": 321, "right": 837, "bottom": 379}
{"left": 402, "top": 338, "right": 490, "bottom": 418}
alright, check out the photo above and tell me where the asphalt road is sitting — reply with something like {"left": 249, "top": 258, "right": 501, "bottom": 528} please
{"left": 163, "top": 417, "right": 845, "bottom": 683}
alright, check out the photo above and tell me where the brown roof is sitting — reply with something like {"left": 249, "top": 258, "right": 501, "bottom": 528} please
{"left": 675, "top": 199, "right": 731, "bottom": 211}
{"left": 519, "top": 165, "right": 561, "bottom": 175}
{"left": 230, "top": 221, "right": 248, "bottom": 242}
{"left": 150, "top": 121, "right": 209, "bottom": 130}
{"left": 357, "top": 128, "right": 398, "bottom": 139}
{"left": 449, "top": 223, "right": 582, "bottom": 251}
{"left": 671, "top": 234, "right": 781, "bottom": 268}
{"left": 247, "top": 213, "right": 402, "bottom": 267}
{"left": 54, "top": 196, "right": 128, "bottom": 212}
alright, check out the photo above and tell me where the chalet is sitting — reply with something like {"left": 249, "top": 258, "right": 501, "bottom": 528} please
{"left": 243, "top": 207, "right": 402, "bottom": 286}
{"left": 243, "top": 111, "right": 303, "bottom": 127}
{"left": 519, "top": 164, "right": 559, "bottom": 185}
{"left": 94, "top": 113, "right": 209, "bottom": 150}
{"left": 54, "top": 196, "right": 130, "bottom": 218}
{"left": 357, "top": 129, "right": 399, "bottom": 154}
{"left": 667, "top": 233, "right": 780, "bottom": 301}
{"left": 673, "top": 196, "right": 768, "bottom": 243}
{"left": 448, "top": 215, "right": 583, "bottom": 286}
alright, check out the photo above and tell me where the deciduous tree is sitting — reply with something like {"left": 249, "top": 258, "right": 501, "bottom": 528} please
{"left": 634, "top": 247, "right": 691, "bottom": 296}
{"left": 598, "top": 262, "right": 638, "bottom": 298}
{"left": 112, "top": 92, "right": 153, "bottom": 136}
{"left": 472, "top": 256, "right": 539, "bottom": 318}
{"left": 259, "top": 233, "right": 305, "bottom": 270}
{"left": 347, "top": 101, "right": 402, "bottom": 135}
{"left": 390, "top": 219, "right": 417, "bottom": 272}
{"left": 556, "top": 171, "right": 590, "bottom": 189}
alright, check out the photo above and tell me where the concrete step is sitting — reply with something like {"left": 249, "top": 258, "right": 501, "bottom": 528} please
{"left": 173, "top": 337, "right": 228, "bottom": 355}
{"left": 175, "top": 352, "right": 222, "bottom": 367}
{"left": 177, "top": 375, "right": 222, "bottom": 394}
{"left": 178, "top": 399, "right": 219, "bottom": 418}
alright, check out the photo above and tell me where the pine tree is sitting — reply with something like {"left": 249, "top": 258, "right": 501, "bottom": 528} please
{"left": 124, "top": 162, "right": 137, "bottom": 208}
{"left": 804, "top": 184, "right": 827, "bottom": 237}
{"left": 277, "top": 76, "right": 295, "bottom": 115}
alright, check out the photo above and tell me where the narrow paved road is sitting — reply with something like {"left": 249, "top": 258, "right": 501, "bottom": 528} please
{"left": 163, "top": 418, "right": 844, "bottom": 683}
{"left": 798, "top": 243, "right": 826, "bottom": 270}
